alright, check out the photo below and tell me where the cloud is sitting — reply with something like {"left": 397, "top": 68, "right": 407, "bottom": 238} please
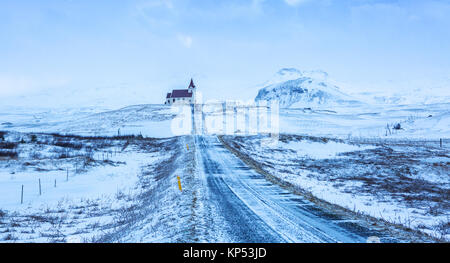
{"left": 284, "top": 0, "right": 311, "bottom": 7}
{"left": 134, "top": 0, "right": 176, "bottom": 27}
{"left": 251, "top": 0, "right": 266, "bottom": 12}
{"left": 177, "top": 34, "right": 193, "bottom": 48}
{"left": 137, "top": 0, "right": 174, "bottom": 10}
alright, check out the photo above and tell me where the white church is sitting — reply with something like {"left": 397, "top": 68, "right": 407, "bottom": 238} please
{"left": 165, "top": 78, "right": 197, "bottom": 105}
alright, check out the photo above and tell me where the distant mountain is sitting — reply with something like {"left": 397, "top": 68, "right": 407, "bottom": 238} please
{"left": 255, "top": 68, "right": 360, "bottom": 108}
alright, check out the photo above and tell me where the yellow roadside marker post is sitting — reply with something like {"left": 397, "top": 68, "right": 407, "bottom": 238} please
{"left": 186, "top": 144, "right": 189, "bottom": 151}
{"left": 177, "top": 176, "right": 182, "bottom": 192}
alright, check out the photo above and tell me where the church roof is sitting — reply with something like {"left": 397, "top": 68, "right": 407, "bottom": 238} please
{"left": 170, "top": 89, "right": 193, "bottom": 98}
{"left": 165, "top": 79, "right": 195, "bottom": 100}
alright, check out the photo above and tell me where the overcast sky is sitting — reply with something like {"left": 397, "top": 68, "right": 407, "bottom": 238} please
{"left": 1, "top": 0, "right": 450, "bottom": 103}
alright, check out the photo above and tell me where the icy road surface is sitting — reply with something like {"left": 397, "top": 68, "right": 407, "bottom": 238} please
{"left": 195, "top": 135, "right": 399, "bottom": 243}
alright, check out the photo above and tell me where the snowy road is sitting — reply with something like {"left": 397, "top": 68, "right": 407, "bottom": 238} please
{"left": 195, "top": 135, "right": 397, "bottom": 243}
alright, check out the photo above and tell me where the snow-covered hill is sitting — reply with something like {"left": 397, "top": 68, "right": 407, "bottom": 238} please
{"left": 0, "top": 104, "right": 177, "bottom": 138}
{"left": 255, "top": 68, "right": 361, "bottom": 108}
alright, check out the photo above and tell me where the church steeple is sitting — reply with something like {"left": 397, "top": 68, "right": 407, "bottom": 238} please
{"left": 188, "top": 78, "right": 196, "bottom": 89}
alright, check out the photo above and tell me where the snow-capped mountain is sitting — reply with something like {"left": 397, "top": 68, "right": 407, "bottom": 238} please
{"left": 255, "top": 68, "right": 360, "bottom": 108}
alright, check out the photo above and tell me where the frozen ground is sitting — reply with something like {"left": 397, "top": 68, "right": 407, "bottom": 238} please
{"left": 279, "top": 103, "right": 450, "bottom": 139}
{"left": 221, "top": 134, "right": 449, "bottom": 241}
{"left": 0, "top": 101, "right": 448, "bottom": 242}
{"left": 2, "top": 102, "right": 448, "bottom": 140}
{"left": 0, "top": 131, "right": 199, "bottom": 242}
{"left": 194, "top": 136, "right": 434, "bottom": 242}
{"left": 0, "top": 104, "right": 177, "bottom": 138}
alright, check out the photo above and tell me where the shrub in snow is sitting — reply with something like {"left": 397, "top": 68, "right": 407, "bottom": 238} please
{"left": 0, "top": 142, "right": 18, "bottom": 149}
{"left": 0, "top": 151, "right": 18, "bottom": 158}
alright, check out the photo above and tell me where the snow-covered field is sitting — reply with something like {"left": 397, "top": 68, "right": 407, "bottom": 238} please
{"left": 0, "top": 104, "right": 177, "bottom": 138}
{"left": 0, "top": 131, "right": 197, "bottom": 242}
{"left": 221, "top": 134, "right": 449, "bottom": 241}
{"left": 0, "top": 100, "right": 448, "bottom": 242}
{"left": 2, "top": 101, "right": 448, "bottom": 140}
{"left": 279, "top": 103, "right": 450, "bottom": 139}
